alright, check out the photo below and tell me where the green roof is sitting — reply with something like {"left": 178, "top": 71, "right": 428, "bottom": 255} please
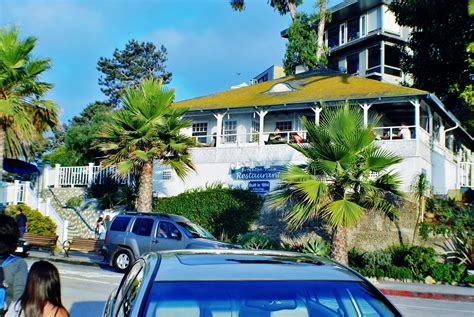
{"left": 174, "top": 73, "right": 428, "bottom": 110}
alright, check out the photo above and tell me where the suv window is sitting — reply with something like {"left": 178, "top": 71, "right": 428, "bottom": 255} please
{"left": 110, "top": 216, "right": 131, "bottom": 232}
{"left": 131, "top": 218, "right": 154, "bottom": 236}
{"left": 157, "top": 221, "right": 182, "bottom": 240}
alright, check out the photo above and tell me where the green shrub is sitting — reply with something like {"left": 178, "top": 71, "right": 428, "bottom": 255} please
{"left": 65, "top": 196, "right": 83, "bottom": 208}
{"left": 362, "top": 250, "right": 392, "bottom": 271}
{"left": 461, "top": 274, "right": 474, "bottom": 285}
{"left": 386, "top": 265, "right": 413, "bottom": 281}
{"left": 237, "top": 231, "right": 276, "bottom": 250}
{"left": 430, "top": 263, "right": 465, "bottom": 283}
{"left": 404, "top": 246, "right": 437, "bottom": 280}
{"left": 386, "top": 244, "right": 410, "bottom": 267}
{"left": 358, "top": 267, "right": 385, "bottom": 278}
{"left": 301, "top": 239, "right": 330, "bottom": 257}
{"left": 5, "top": 205, "right": 57, "bottom": 235}
{"left": 153, "top": 185, "right": 263, "bottom": 240}
{"left": 348, "top": 247, "right": 364, "bottom": 269}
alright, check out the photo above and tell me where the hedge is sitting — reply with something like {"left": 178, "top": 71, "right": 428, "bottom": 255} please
{"left": 4, "top": 204, "right": 57, "bottom": 235}
{"left": 153, "top": 185, "right": 263, "bottom": 240}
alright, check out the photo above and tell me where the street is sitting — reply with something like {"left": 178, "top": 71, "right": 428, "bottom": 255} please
{"left": 25, "top": 259, "right": 474, "bottom": 317}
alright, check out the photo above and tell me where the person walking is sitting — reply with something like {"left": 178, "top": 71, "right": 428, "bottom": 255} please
{"left": 0, "top": 214, "right": 27, "bottom": 317}
{"left": 14, "top": 208, "right": 27, "bottom": 239}
{"left": 16, "top": 261, "right": 69, "bottom": 317}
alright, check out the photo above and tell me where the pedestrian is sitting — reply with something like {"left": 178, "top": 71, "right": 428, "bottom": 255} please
{"left": 104, "top": 215, "right": 111, "bottom": 231}
{"left": 95, "top": 217, "right": 103, "bottom": 239}
{"left": 0, "top": 214, "right": 27, "bottom": 317}
{"left": 14, "top": 208, "right": 27, "bottom": 239}
{"left": 16, "top": 261, "right": 69, "bottom": 317}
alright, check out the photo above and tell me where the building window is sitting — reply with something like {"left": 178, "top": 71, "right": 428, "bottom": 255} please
{"left": 192, "top": 122, "right": 208, "bottom": 144}
{"left": 276, "top": 121, "right": 292, "bottom": 132}
{"left": 339, "top": 23, "right": 346, "bottom": 45}
{"left": 162, "top": 170, "right": 172, "bottom": 180}
{"left": 367, "top": 45, "right": 381, "bottom": 73}
{"left": 257, "top": 73, "right": 269, "bottom": 83}
{"left": 360, "top": 15, "right": 367, "bottom": 37}
{"left": 347, "top": 18, "right": 360, "bottom": 42}
{"left": 384, "top": 44, "right": 401, "bottom": 76}
{"left": 328, "top": 27, "right": 339, "bottom": 48}
{"left": 346, "top": 53, "right": 359, "bottom": 74}
{"left": 223, "top": 120, "right": 237, "bottom": 143}
{"left": 251, "top": 121, "right": 260, "bottom": 143}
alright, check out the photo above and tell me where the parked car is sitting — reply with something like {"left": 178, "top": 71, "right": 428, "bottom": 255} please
{"left": 102, "top": 212, "right": 238, "bottom": 272}
{"left": 103, "top": 250, "right": 402, "bottom": 317}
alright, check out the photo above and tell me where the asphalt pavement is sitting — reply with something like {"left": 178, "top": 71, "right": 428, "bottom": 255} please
{"left": 21, "top": 257, "right": 474, "bottom": 317}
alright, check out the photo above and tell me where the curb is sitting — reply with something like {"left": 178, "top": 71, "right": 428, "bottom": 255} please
{"left": 380, "top": 288, "right": 474, "bottom": 303}
{"left": 28, "top": 254, "right": 103, "bottom": 268}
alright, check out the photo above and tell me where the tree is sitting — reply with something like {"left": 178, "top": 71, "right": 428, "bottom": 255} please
{"left": 0, "top": 27, "right": 59, "bottom": 175}
{"left": 269, "top": 105, "right": 403, "bottom": 265}
{"left": 230, "top": 0, "right": 302, "bottom": 20}
{"left": 95, "top": 78, "right": 195, "bottom": 212}
{"left": 389, "top": 1, "right": 472, "bottom": 125}
{"left": 97, "top": 40, "right": 172, "bottom": 107}
{"left": 410, "top": 172, "right": 430, "bottom": 245}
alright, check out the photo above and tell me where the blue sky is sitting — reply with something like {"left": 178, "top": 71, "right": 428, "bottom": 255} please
{"left": 1, "top": 0, "right": 341, "bottom": 122}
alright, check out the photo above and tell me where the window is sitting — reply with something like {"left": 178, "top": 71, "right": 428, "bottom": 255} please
{"left": 117, "top": 262, "right": 145, "bottom": 316}
{"left": 110, "top": 217, "right": 131, "bottom": 232}
{"left": 162, "top": 170, "right": 172, "bottom": 180}
{"left": 251, "top": 121, "right": 259, "bottom": 142}
{"left": 384, "top": 44, "right": 401, "bottom": 76}
{"left": 131, "top": 218, "right": 154, "bottom": 236}
{"left": 158, "top": 221, "right": 182, "bottom": 240}
{"left": 257, "top": 74, "right": 268, "bottom": 83}
{"left": 367, "top": 45, "right": 381, "bottom": 72}
{"left": 360, "top": 15, "right": 367, "bottom": 37}
{"left": 346, "top": 53, "right": 359, "bottom": 74}
{"left": 223, "top": 120, "right": 237, "bottom": 143}
{"left": 275, "top": 121, "right": 292, "bottom": 132}
{"left": 192, "top": 122, "right": 208, "bottom": 144}
{"left": 339, "top": 23, "right": 346, "bottom": 45}
{"left": 347, "top": 18, "right": 360, "bottom": 41}
{"left": 327, "top": 27, "right": 339, "bottom": 48}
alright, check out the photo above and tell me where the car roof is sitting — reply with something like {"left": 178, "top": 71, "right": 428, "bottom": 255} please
{"left": 116, "top": 212, "right": 190, "bottom": 222}
{"left": 152, "top": 250, "right": 363, "bottom": 282}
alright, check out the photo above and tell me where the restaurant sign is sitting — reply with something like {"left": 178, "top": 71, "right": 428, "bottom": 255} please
{"left": 230, "top": 165, "right": 285, "bottom": 180}
{"left": 248, "top": 181, "right": 270, "bottom": 195}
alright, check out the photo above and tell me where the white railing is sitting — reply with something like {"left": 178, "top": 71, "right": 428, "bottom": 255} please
{"left": 43, "top": 163, "right": 128, "bottom": 188}
{"left": 459, "top": 162, "right": 474, "bottom": 188}
{"left": 372, "top": 125, "right": 416, "bottom": 140}
{"left": 0, "top": 181, "right": 68, "bottom": 243}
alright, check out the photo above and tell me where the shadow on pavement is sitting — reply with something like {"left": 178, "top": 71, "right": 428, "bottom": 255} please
{"left": 69, "top": 301, "right": 106, "bottom": 317}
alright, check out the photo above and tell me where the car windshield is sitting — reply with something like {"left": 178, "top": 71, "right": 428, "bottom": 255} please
{"left": 143, "top": 280, "right": 399, "bottom": 317}
{"left": 177, "top": 221, "right": 215, "bottom": 240}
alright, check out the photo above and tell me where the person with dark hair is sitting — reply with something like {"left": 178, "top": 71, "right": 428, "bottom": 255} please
{"left": 17, "top": 261, "right": 69, "bottom": 317}
{"left": 14, "top": 207, "right": 27, "bottom": 238}
{"left": 0, "top": 214, "right": 27, "bottom": 316}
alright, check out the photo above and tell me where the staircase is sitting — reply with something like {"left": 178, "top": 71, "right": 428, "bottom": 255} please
{"left": 42, "top": 188, "right": 102, "bottom": 240}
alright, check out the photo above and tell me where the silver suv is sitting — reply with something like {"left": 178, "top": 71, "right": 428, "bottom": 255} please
{"left": 102, "top": 212, "right": 236, "bottom": 272}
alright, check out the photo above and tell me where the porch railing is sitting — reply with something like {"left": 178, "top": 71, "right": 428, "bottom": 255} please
{"left": 372, "top": 125, "right": 416, "bottom": 140}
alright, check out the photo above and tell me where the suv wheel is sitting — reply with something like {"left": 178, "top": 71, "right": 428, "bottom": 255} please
{"left": 113, "top": 249, "right": 134, "bottom": 273}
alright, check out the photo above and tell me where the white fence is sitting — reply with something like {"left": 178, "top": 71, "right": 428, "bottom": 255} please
{"left": 44, "top": 163, "right": 128, "bottom": 188}
{"left": 459, "top": 162, "right": 474, "bottom": 188}
{"left": 0, "top": 181, "right": 68, "bottom": 243}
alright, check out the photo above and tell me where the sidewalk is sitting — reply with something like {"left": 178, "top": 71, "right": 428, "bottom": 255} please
{"left": 27, "top": 250, "right": 105, "bottom": 267}
{"left": 378, "top": 281, "right": 474, "bottom": 302}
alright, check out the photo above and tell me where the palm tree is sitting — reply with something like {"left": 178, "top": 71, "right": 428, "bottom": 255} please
{"left": 270, "top": 105, "right": 403, "bottom": 265}
{"left": 411, "top": 172, "right": 430, "bottom": 244}
{"left": 96, "top": 78, "right": 195, "bottom": 212}
{"left": 0, "top": 27, "right": 59, "bottom": 176}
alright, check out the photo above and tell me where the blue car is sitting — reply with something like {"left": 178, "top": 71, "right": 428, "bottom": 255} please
{"left": 103, "top": 250, "right": 402, "bottom": 316}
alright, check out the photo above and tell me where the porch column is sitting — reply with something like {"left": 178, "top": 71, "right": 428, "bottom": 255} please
{"left": 257, "top": 110, "right": 268, "bottom": 145}
{"left": 311, "top": 105, "right": 322, "bottom": 126}
{"left": 87, "top": 163, "right": 94, "bottom": 188}
{"left": 213, "top": 112, "right": 225, "bottom": 147}
{"left": 54, "top": 163, "right": 61, "bottom": 188}
{"left": 13, "top": 180, "right": 19, "bottom": 205}
{"left": 411, "top": 99, "right": 421, "bottom": 155}
{"left": 360, "top": 102, "right": 372, "bottom": 127}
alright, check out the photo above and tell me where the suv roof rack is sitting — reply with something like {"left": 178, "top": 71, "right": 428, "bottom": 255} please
{"left": 121, "top": 211, "right": 171, "bottom": 218}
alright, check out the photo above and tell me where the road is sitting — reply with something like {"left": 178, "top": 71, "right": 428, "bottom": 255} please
{"left": 24, "top": 259, "right": 474, "bottom": 317}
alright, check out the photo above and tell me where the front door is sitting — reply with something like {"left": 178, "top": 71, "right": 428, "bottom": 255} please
{"left": 129, "top": 217, "right": 155, "bottom": 255}
{"left": 151, "top": 221, "right": 186, "bottom": 251}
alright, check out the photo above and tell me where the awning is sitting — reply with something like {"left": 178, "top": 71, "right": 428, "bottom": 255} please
{"left": 3, "top": 158, "right": 40, "bottom": 175}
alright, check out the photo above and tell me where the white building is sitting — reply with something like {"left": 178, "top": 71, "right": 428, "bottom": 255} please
{"left": 281, "top": 0, "right": 410, "bottom": 85}
{"left": 153, "top": 70, "right": 474, "bottom": 197}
